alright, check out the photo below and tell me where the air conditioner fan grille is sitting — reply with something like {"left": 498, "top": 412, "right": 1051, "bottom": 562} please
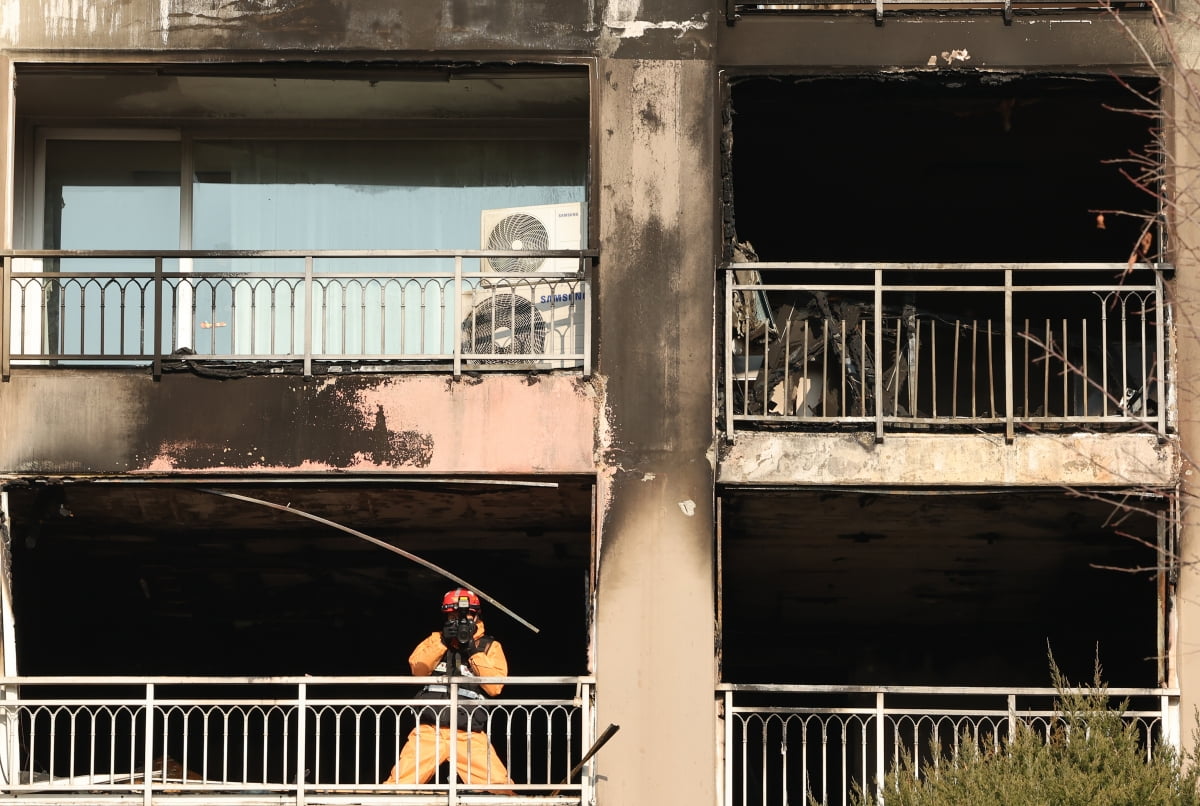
{"left": 461, "top": 294, "right": 549, "bottom": 361}
{"left": 486, "top": 212, "right": 550, "bottom": 274}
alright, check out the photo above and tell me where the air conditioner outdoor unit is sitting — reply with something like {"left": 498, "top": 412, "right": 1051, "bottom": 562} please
{"left": 459, "top": 282, "right": 586, "bottom": 369}
{"left": 479, "top": 202, "right": 584, "bottom": 277}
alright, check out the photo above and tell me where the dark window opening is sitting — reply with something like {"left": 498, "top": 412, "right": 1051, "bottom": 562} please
{"left": 8, "top": 480, "right": 592, "bottom": 677}
{"left": 728, "top": 73, "right": 1160, "bottom": 263}
{"left": 720, "top": 489, "right": 1164, "bottom": 687}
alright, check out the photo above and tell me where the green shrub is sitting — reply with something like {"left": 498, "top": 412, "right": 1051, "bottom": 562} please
{"left": 850, "top": 664, "right": 1200, "bottom": 806}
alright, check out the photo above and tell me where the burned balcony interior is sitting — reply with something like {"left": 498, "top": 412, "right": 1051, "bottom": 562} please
{"left": 720, "top": 488, "right": 1165, "bottom": 688}
{"left": 725, "top": 74, "right": 1165, "bottom": 432}
{"left": 6, "top": 480, "right": 593, "bottom": 677}
{"left": 1, "top": 479, "right": 595, "bottom": 795}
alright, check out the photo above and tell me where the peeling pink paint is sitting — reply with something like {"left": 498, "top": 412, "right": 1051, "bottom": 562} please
{"left": 127, "top": 375, "right": 598, "bottom": 474}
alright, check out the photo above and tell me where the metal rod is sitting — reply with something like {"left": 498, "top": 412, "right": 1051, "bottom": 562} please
{"left": 781, "top": 316, "right": 791, "bottom": 416}
{"left": 930, "top": 321, "right": 936, "bottom": 418}
{"left": 892, "top": 316, "right": 902, "bottom": 417}
{"left": 1042, "top": 319, "right": 1051, "bottom": 417}
{"left": 987, "top": 318, "right": 995, "bottom": 418}
{"left": 548, "top": 723, "right": 619, "bottom": 797}
{"left": 1023, "top": 317, "right": 1030, "bottom": 421}
{"left": 194, "top": 488, "right": 540, "bottom": 634}
{"left": 971, "top": 321, "right": 978, "bottom": 419}
{"left": 952, "top": 321, "right": 960, "bottom": 418}
{"left": 1061, "top": 318, "right": 1069, "bottom": 417}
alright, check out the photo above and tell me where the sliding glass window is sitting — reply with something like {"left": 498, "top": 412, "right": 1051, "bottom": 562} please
{"left": 27, "top": 129, "right": 585, "bottom": 361}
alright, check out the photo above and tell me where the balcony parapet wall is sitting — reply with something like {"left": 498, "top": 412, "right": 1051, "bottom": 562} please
{"left": 0, "top": 371, "right": 598, "bottom": 475}
{"left": 720, "top": 430, "right": 1177, "bottom": 487}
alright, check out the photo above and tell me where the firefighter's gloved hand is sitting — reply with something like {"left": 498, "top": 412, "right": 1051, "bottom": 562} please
{"left": 458, "top": 637, "right": 480, "bottom": 658}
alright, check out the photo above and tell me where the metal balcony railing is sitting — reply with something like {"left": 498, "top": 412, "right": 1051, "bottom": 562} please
{"left": 1, "top": 250, "right": 596, "bottom": 380}
{"left": 724, "top": 263, "right": 1171, "bottom": 439}
{"left": 0, "top": 675, "right": 595, "bottom": 805}
{"left": 719, "top": 683, "right": 1179, "bottom": 806}
{"left": 724, "top": 0, "right": 1153, "bottom": 23}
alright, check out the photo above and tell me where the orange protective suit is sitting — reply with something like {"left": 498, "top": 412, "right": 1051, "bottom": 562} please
{"left": 383, "top": 618, "right": 514, "bottom": 794}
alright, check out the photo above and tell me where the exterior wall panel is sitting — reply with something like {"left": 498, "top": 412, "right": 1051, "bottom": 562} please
{"left": 0, "top": 0, "right": 596, "bottom": 53}
{"left": 0, "top": 373, "right": 597, "bottom": 474}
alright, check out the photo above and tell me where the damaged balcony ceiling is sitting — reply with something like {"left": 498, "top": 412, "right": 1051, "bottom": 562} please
{"left": 15, "top": 67, "right": 590, "bottom": 123}
{"left": 5, "top": 479, "right": 593, "bottom": 572}
{"left": 722, "top": 487, "right": 1159, "bottom": 621}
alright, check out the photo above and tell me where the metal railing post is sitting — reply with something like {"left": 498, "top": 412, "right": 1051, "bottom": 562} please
{"left": 453, "top": 256, "right": 463, "bottom": 377}
{"left": 143, "top": 683, "right": 154, "bottom": 806}
{"left": 152, "top": 257, "right": 163, "bottom": 380}
{"left": 1004, "top": 269, "right": 1014, "bottom": 442}
{"left": 875, "top": 691, "right": 885, "bottom": 804}
{"left": 1008, "top": 694, "right": 1017, "bottom": 748}
{"left": 725, "top": 270, "right": 735, "bottom": 437}
{"left": 722, "top": 690, "right": 733, "bottom": 806}
{"left": 1, "top": 255, "right": 9, "bottom": 380}
{"left": 583, "top": 258, "right": 593, "bottom": 379}
{"left": 448, "top": 674, "right": 459, "bottom": 806}
{"left": 1156, "top": 270, "right": 1168, "bottom": 438}
{"left": 296, "top": 681, "right": 307, "bottom": 806}
{"left": 582, "top": 681, "right": 594, "bottom": 805}
{"left": 874, "top": 269, "right": 884, "bottom": 442}
{"left": 303, "top": 256, "right": 314, "bottom": 378}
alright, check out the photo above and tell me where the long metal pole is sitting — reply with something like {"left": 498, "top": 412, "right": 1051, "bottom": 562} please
{"left": 195, "top": 488, "right": 540, "bottom": 633}
{"left": 549, "top": 723, "right": 619, "bottom": 797}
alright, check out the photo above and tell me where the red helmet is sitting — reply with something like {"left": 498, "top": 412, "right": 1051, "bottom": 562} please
{"left": 442, "top": 588, "right": 481, "bottom": 614}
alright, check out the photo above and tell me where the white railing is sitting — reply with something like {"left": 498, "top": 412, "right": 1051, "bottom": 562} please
{"left": 719, "top": 683, "right": 1179, "bottom": 806}
{"left": 724, "top": 0, "right": 1153, "bottom": 24}
{"left": 1, "top": 250, "right": 595, "bottom": 379}
{"left": 0, "top": 675, "right": 595, "bottom": 805}
{"left": 725, "top": 262, "right": 1171, "bottom": 439}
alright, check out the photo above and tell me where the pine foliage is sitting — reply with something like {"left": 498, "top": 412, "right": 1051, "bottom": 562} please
{"left": 850, "top": 663, "right": 1200, "bottom": 806}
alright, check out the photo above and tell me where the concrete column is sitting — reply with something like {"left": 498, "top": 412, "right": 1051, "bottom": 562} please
{"left": 593, "top": 52, "right": 718, "bottom": 806}
{"left": 0, "top": 490, "right": 17, "bottom": 786}
{"left": 1170, "top": 46, "right": 1200, "bottom": 749}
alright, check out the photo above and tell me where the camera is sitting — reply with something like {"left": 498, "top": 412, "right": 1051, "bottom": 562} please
{"left": 442, "top": 615, "right": 475, "bottom": 646}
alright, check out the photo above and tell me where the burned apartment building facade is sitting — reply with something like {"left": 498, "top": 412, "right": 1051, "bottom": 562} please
{"left": 0, "top": 0, "right": 1191, "bottom": 804}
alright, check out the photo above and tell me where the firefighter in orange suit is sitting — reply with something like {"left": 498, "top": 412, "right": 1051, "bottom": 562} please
{"left": 383, "top": 588, "right": 514, "bottom": 794}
